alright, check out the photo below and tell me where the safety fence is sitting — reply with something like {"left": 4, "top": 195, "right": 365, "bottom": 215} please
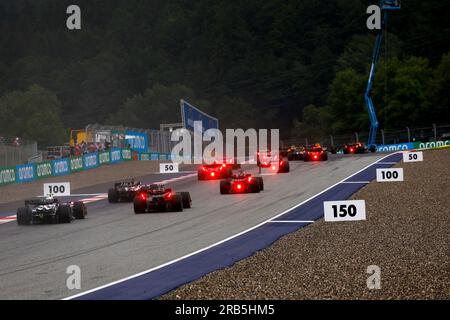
{"left": 0, "top": 136, "right": 38, "bottom": 167}
{"left": 0, "top": 148, "right": 172, "bottom": 186}
{"left": 284, "top": 124, "right": 450, "bottom": 149}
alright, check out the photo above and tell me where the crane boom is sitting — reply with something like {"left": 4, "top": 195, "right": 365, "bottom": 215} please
{"left": 365, "top": 0, "right": 400, "bottom": 149}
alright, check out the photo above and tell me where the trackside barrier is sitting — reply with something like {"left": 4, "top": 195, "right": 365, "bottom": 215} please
{"left": 376, "top": 140, "right": 450, "bottom": 152}
{"left": 0, "top": 149, "right": 175, "bottom": 186}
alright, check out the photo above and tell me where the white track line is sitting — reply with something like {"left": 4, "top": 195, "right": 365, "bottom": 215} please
{"left": 376, "top": 162, "right": 398, "bottom": 164}
{"left": 64, "top": 152, "right": 399, "bottom": 300}
{"left": 268, "top": 220, "right": 314, "bottom": 224}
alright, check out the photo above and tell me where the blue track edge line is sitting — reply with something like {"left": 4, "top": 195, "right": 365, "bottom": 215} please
{"left": 73, "top": 153, "right": 402, "bottom": 300}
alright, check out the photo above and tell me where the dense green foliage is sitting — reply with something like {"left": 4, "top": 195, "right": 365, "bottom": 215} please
{"left": 0, "top": 0, "right": 448, "bottom": 145}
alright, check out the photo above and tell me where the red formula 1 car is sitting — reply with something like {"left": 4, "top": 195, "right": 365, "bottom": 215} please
{"left": 220, "top": 172, "right": 264, "bottom": 194}
{"left": 303, "top": 145, "right": 328, "bottom": 161}
{"left": 133, "top": 184, "right": 192, "bottom": 213}
{"left": 256, "top": 151, "right": 290, "bottom": 173}
{"left": 198, "top": 162, "right": 233, "bottom": 180}
{"left": 343, "top": 142, "right": 368, "bottom": 154}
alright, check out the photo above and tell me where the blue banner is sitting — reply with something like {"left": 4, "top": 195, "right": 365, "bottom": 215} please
{"left": 181, "top": 99, "right": 219, "bottom": 132}
{"left": 52, "top": 159, "right": 71, "bottom": 176}
{"left": 376, "top": 142, "right": 415, "bottom": 152}
{"left": 151, "top": 153, "right": 159, "bottom": 160}
{"left": 16, "top": 164, "right": 35, "bottom": 183}
{"left": 125, "top": 131, "right": 148, "bottom": 152}
{"left": 83, "top": 153, "right": 99, "bottom": 169}
{"left": 110, "top": 148, "right": 122, "bottom": 163}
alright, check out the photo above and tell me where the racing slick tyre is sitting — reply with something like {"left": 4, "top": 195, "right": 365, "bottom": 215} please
{"left": 73, "top": 202, "right": 87, "bottom": 219}
{"left": 250, "top": 181, "right": 261, "bottom": 193}
{"left": 108, "top": 188, "right": 119, "bottom": 203}
{"left": 57, "top": 205, "right": 72, "bottom": 223}
{"left": 322, "top": 154, "right": 328, "bottom": 161}
{"left": 197, "top": 171, "right": 205, "bottom": 180}
{"left": 220, "top": 181, "right": 230, "bottom": 194}
{"left": 255, "top": 177, "right": 264, "bottom": 191}
{"left": 133, "top": 198, "right": 147, "bottom": 214}
{"left": 180, "top": 192, "right": 192, "bottom": 208}
{"left": 17, "top": 207, "right": 32, "bottom": 225}
{"left": 171, "top": 194, "right": 183, "bottom": 212}
{"left": 279, "top": 163, "right": 290, "bottom": 173}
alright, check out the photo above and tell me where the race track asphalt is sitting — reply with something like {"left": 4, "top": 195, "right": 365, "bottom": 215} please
{"left": 0, "top": 153, "right": 386, "bottom": 299}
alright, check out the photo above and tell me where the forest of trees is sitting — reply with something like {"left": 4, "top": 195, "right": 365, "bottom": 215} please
{"left": 0, "top": 0, "right": 449, "bottom": 146}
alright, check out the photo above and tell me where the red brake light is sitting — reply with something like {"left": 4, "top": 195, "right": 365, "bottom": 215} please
{"left": 272, "top": 165, "right": 276, "bottom": 170}
{"left": 247, "top": 177, "right": 253, "bottom": 183}
{"left": 211, "top": 172, "right": 215, "bottom": 177}
{"left": 165, "top": 192, "right": 173, "bottom": 199}
{"left": 139, "top": 193, "right": 146, "bottom": 200}
{"left": 350, "top": 148, "right": 354, "bottom": 152}
{"left": 235, "top": 183, "right": 243, "bottom": 191}
{"left": 314, "top": 155, "right": 318, "bottom": 160}
{"left": 202, "top": 167, "right": 206, "bottom": 171}
{"left": 280, "top": 161, "right": 284, "bottom": 166}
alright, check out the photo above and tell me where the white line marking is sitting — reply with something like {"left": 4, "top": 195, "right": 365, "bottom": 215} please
{"left": 64, "top": 152, "right": 400, "bottom": 300}
{"left": 269, "top": 220, "right": 314, "bottom": 223}
{"left": 37, "top": 193, "right": 107, "bottom": 198}
{"left": 155, "top": 171, "right": 197, "bottom": 174}
{"left": 341, "top": 181, "right": 370, "bottom": 184}
{"left": 376, "top": 162, "right": 398, "bottom": 164}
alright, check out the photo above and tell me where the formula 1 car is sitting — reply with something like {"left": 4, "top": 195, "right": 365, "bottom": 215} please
{"left": 286, "top": 145, "right": 305, "bottom": 161}
{"left": 220, "top": 172, "right": 264, "bottom": 194}
{"left": 343, "top": 142, "right": 368, "bottom": 154}
{"left": 108, "top": 179, "right": 142, "bottom": 202}
{"left": 198, "top": 162, "right": 233, "bottom": 180}
{"left": 16, "top": 196, "right": 87, "bottom": 225}
{"left": 133, "top": 184, "right": 192, "bottom": 213}
{"left": 304, "top": 145, "right": 328, "bottom": 161}
{"left": 256, "top": 151, "right": 290, "bottom": 173}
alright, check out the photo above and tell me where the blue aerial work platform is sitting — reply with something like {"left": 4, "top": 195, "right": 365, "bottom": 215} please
{"left": 365, "top": 0, "right": 400, "bottom": 150}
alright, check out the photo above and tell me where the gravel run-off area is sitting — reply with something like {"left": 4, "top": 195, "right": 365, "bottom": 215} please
{"left": 162, "top": 149, "right": 450, "bottom": 300}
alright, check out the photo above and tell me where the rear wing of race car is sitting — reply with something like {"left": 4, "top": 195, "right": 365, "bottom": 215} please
{"left": 25, "top": 199, "right": 58, "bottom": 206}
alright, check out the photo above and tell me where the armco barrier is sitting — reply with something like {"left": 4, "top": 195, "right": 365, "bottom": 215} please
{"left": 0, "top": 167, "right": 16, "bottom": 185}
{"left": 417, "top": 140, "right": 450, "bottom": 149}
{"left": 52, "top": 159, "right": 70, "bottom": 176}
{"left": 36, "top": 162, "right": 53, "bottom": 179}
{"left": 376, "top": 140, "right": 450, "bottom": 152}
{"left": 110, "top": 148, "right": 122, "bottom": 163}
{"left": 70, "top": 156, "right": 84, "bottom": 172}
{"left": 376, "top": 142, "right": 416, "bottom": 152}
{"left": 122, "top": 149, "right": 132, "bottom": 161}
{"left": 0, "top": 148, "right": 138, "bottom": 186}
{"left": 99, "top": 151, "right": 111, "bottom": 165}
{"left": 83, "top": 153, "right": 99, "bottom": 170}
{"left": 16, "top": 163, "right": 35, "bottom": 183}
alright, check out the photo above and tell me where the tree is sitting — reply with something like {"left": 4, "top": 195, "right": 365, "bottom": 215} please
{"left": 429, "top": 52, "right": 450, "bottom": 124}
{"left": 374, "top": 57, "right": 432, "bottom": 128}
{"left": 108, "top": 83, "right": 211, "bottom": 129}
{"left": 327, "top": 68, "right": 368, "bottom": 133}
{"left": 0, "top": 84, "right": 66, "bottom": 147}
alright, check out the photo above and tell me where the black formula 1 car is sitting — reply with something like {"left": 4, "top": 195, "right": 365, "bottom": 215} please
{"left": 220, "top": 172, "right": 264, "bottom": 194}
{"left": 286, "top": 146, "right": 306, "bottom": 161}
{"left": 133, "top": 184, "right": 192, "bottom": 213}
{"left": 303, "top": 145, "right": 328, "bottom": 161}
{"left": 256, "top": 151, "right": 290, "bottom": 173}
{"left": 17, "top": 196, "right": 87, "bottom": 225}
{"left": 108, "top": 180, "right": 143, "bottom": 202}
{"left": 198, "top": 162, "right": 233, "bottom": 180}
{"left": 343, "top": 142, "right": 368, "bottom": 154}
